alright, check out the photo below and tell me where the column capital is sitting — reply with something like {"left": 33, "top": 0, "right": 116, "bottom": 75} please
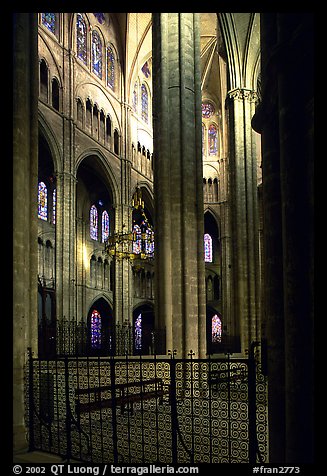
{"left": 227, "top": 87, "right": 258, "bottom": 103}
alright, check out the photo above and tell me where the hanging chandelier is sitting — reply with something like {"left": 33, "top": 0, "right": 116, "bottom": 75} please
{"left": 104, "top": 187, "right": 154, "bottom": 261}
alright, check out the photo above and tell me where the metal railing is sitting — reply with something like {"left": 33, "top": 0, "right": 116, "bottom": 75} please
{"left": 26, "top": 343, "right": 268, "bottom": 464}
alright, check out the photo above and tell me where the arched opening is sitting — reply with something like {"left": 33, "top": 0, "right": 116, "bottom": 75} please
{"left": 87, "top": 298, "right": 114, "bottom": 356}
{"left": 133, "top": 304, "right": 154, "bottom": 355}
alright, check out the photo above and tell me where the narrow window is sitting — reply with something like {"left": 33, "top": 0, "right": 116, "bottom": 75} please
{"left": 92, "top": 31, "right": 102, "bottom": 78}
{"left": 90, "top": 205, "right": 98, "bottom": 240}
{"left": 51, "top": 78, "right": 60, "bottom": 111}
{"left": 141, "top": 84, "right": 148, "bottom": 123}
{"left": 42, "top": 13, "right": 57, "bottom": 36}
{"left": 38, "top": 182, "right": 48, "bottom": 221}
{"left": 133, "top": 224, "right": 142, "bottom": 254}
{"left": 212, "top": 314, "right": 222, "bottom": 343}
{"left": 208, "top": 124, "right": 218, "bottom": 155}
{"left": 40, "top": 60, "right": 48, "bottom": 102}
{"left": 107, "top": 46, "right": 115, "bottom": 90}
{"left": 204, "top": 233, "right": 212, "bottom": 262}
{"left": 52, "top": 189, "right": 56, "bottom": 224}
{"left": 132, "top": 82, "right": 138, "bottom": 112}
{"left": 135, "top": 313, "right": 142, "bottom": 351}
{"left": 76, "top": 13, "right": 87, "bottom": 65}
{"left": 91, "top": 309, "right": 102, "bottom": 349}
{"left": 101, "top": 210, "right": 109, "bottom": 243}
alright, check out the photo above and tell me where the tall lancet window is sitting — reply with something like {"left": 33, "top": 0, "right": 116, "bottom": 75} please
{"left": 52, "top": 189, "right": 56, "bottom": 224}
{"left": 38, "top": 182, "right": 48, "bottom": 221}
{"left": 101, "top": 210, "right": 109, "bottom": 243}
{"left": 132, "top": 82, "right": 138, "bottom": 112}
{"left": 91, "top": 309, "right": 102, "bottom": 349}
{"left": 76, "top": 14, "right": 87, "bottom": 65}
{"left": 107, "top": 46, "right": 115, "bottom": 90}
{"left": 212, "top": 314, "right": 222, "bottom": 343}
{"left": 208, "top": 124, "right": 218, "bottom": 155}
{"left": 92, "top": 31, "right": 102, "bottom": 78}
{"left": 135, "top": 313, "right": 142, "bottom": 351}
{"left": 133, "top": 224, "right": 142, "bottom": 254}
{"left": 141, "top": 84, "right": 148, "bottom": 123}
{"left": 204, "top": 233, "right": 213, "bottom": 262}
{"left": 90, "top": 205, "right": 98, "bottom": 240}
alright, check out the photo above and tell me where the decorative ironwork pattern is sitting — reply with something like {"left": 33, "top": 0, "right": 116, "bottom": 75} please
{"left": 26, "top": 349, "right": 268, "bottom": 464}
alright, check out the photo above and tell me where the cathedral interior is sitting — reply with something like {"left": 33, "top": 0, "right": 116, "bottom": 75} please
{"left": 12, "top": 13, "right": 314, "bottom": 467}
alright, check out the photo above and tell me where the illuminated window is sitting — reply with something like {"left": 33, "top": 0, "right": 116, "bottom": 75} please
{"left": 90, "top": 205, "right": 98, "bottom": 240}
{"left": 91, "top": 309, "right": 102, "bottom": 349}
{"left": 202, "top": 102, "right": 215, "bottom": 118}
{"left": 204, "top": 233, "right": 212, "bottom": 262}
{"left": 141, "top": 61, "right": 151, "bottom": 78}
{"left": 141, "top": 84, "right": 148, "bottom": 123}
{"left": 208, "top": 124, "right": 218, "bottom": 155}
{"left": 107, "top": 46, "right": 115, "bottom": 90}
{"left": 76, "top": 14, "right": 87, "bottom": 64}
{"left": 133, "top": 224, "right": 142, "bottom": 254}
{"left": 42, "top": 13, "right": 57, "bottom": 35}
{"left": 212, "top": 314, "right": 222, "bottom": 343}
{"left": 132, "top": 82, "right": 138, "bottom": 112}
{"left": 52, "top": 189, "right": 56, "bottom": 224}
{"left": 135, "top": 313, "right": 142, "bottom": 350}
{"left": 38, "top": 182, "right": 48, "bottom": 221}
{"left": 101, "top": 210, "right": 109, "bottom": 243}
{"left": 92, "top": 31, "right": 102, "bottom": 78}
{"left": 93, "top": 13, "right": 105, "bottom": 24}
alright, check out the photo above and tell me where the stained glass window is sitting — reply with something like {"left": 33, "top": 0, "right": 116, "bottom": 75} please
{"left": 204, "top": 233, "right": 213, "bottom": 262}
{"left": 107, "top": 46, "right": 115, "bottom": 90}
{"left": 208, "top": 124, "right": 218, "bottom": 155}
{"left": 145, "top": 229, "right": 155, "bottom": 256}
{"left": 93, "top": 13, "right": 105, "bottom": 24}
{"left": 102, "top": 210, "right": 109, "bottom": 243}
{"left": 76, "top": 14, "right": 87, "bottom": 64}
{"left": 212, "top": 314, "right": 222, "bottom": 343}
{"left": 132, "top": 82, "right": 138, "bottom": 112}
{"left": 52, "top": 189, "right": 56, "bottom": 225}
{"left": 91, "top": 309, "right": 102, "bottom": 349}
{"left": 135, "top": 313, "right": 142, "bottom": 350}
{"left": 92, "top": 31, "right": 102, "bottom": 78}
{"left": 38, "top": 182, "right": 48, "bottom": 221}
{"left": 90, "top": 205, "right": 98, "bottom": 240}
{"left": 202, "top": 102, "right": 215, "bottom": 118}
{"left": 42, "top": 13, "right": 57, "bottom": 35}
{"left": 133, "top": 224, "right": 142, "bottom": 254}
{"left": 141, "top": 61, "right": 151, "bottom": 78}
{"left": 202, "top": 123, "right": 205, "bottom": 156}
{"left": 141, "top": 84, "right": 148, "bottom": 123}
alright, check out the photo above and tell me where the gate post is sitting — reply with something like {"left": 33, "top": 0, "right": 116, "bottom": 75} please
{"left": 169, "top": 350, "right": 178, "bottom": 464}
{"left": 64, "top": 357, "right": 72, "bottom": 461}
{"left": 248, "top": 341, "right": 260, "bottom": 463}
{"left": 27, "top": 348, "right": 35, "bottom": 452}
{"left": 110, "top": 353, "right": 119, "bottom": 464}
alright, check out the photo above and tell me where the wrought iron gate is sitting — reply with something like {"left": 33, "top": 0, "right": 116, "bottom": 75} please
{"left": 25, "top": 344, "right": 268, "bottom": 463}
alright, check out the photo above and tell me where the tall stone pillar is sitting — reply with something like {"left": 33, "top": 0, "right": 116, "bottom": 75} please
{"left": 252, "top": 12, "right": 314, "bottom": 464}
{"left": 152, "top": 13, "right": 206, "bottom": 358}
{"left": 13, "top": 13, "right": 39, "bottom": 452}
{"left": 227, "top": 88, "right": 260, "bottom": 353}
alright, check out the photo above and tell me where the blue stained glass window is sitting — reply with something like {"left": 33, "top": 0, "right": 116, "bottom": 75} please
{"left": 202, "top": 102, "right": 215, "bottom": 118}
{"left": 212, "top": 314, "right": 222, "bottom": 343}
{"left": 141, "top": 61, "right": 151, "bottom": 78}
{"left": 133, "top": 224, "right": 142, "bottom": 254}
{"left": 92, "top": 31, "right": 102, "bottom": 78}
{"left": 76, "top": 14, "right": 87, "bottom": 64}
{"left": 135, "top": 313, "right": 142, "bottom": 350}
{"left": 91, "top": 309, "right": 102, "bottom": 349}
{"left": 90, "top": 205, "right": 98, "bottom": 240}
{"left": 132, "top": 82, "right": 138, "bottom": 112}
{"left": 202, "top": 124, "right": 205, "bottom": 155}
{"left": 141, "top": 84, "right": 148, "bottom": 123}
{"left": 38, "top": 182, "right": 48, "bottom": 221}
{"left": 208, "top": 124, "right": 218, "bottom": 155}
{"left": 52, "top": 189, "right": 56, "bottom": 225}
{"left": 204, "top": 233, "right": 212, "bottom": 262}
{"left": 93, "top": 13, "right": 105, "bottom": 24}
{"left": 102, "top": 210, "right": 109, "bottom": 243}
{"left": 107, "top": 46, "right": 115, "bottom": 90}
{"left": 145, "top": 229, "right": 155, "bottom": 256}
{"left": 42, "top": 13, "right": 57, "bottom": 35}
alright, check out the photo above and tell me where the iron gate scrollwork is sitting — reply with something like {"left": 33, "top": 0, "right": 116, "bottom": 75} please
{"left": 25, "top": 345, "right": 268, "bottom": 463}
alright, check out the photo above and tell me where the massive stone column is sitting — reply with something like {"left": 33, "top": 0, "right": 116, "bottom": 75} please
{"left": 13, "top": 13, "right": 39, "bottom": 452}
{"left": 252, "top": 12, "right": 314, "bottom": 464}
{"left": 152, "top": 13, "right": 206, "bottom": 358}
{"left": 227, "top": 88, "right": 261, "bottom": 353}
